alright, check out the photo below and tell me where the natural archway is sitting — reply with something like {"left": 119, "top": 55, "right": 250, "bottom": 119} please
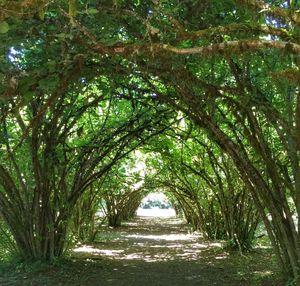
{"left": 0, "top": 0, "right": 299, "bottom": 284}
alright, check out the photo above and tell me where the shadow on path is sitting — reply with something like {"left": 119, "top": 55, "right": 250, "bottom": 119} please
{"left": 0, "top": 215, "right": 281, "bottom": 285}
{"left": 71, "top": 216, "right": 280, "bottom": 286}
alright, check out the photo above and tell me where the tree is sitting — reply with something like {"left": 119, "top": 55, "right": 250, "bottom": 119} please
{"left": 144, "top": 124, "right": 259, "bottom": 250}
{"left": 98, "top": 155, "right": 145, "bottom": 228}
{"left": 0, "top": 41, "right": 172, "bottom": 259}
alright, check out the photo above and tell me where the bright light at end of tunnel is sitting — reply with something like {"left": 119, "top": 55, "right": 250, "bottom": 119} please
{"left": 137, "top": 192, "right": 176, "bottom": 217}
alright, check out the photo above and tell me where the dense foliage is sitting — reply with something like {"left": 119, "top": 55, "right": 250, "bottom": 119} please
{"left": 0, "top": 0, "right": 300, "bottom": 283}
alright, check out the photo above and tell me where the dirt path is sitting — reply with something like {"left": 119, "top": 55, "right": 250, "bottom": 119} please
{"left": 71, "top": 215, "right": 280, "bottom": 286}
{"left": 1, "top": 215, "right": 282, "bottom": 285}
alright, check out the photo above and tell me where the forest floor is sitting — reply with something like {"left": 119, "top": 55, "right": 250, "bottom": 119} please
{"left": 0, "top": 213, "right": 283, "bottom": 285}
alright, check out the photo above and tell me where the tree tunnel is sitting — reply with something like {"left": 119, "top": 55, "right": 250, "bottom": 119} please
{"left": 0, "top": 0, "right": 300, "bottom": 283}
{"left": 71, "top": 143, "right": 260, "bottom": 254}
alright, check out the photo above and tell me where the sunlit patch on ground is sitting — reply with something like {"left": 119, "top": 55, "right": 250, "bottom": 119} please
{"left": 215, "top": 255, "right": 228, "bottom": 260}
{"left": 73, "top": 245, "right": 124, "bottom": 256}
{"left": 69, "top": 215, "right": 282, "bottom": 285}
{"left": 73, "top": 216, "right": 225, "bottom": 263}
{"left": 124, "top": 233, "right": 196, "bottom": 241}
{"left": 253, "top": 270, "right": 273, "bottom": 278}
{"left": 136, "top": 207, "right": 176, "bottom": 217}
{"left": 1, "top": 215, "right": 282, "bottom": 286}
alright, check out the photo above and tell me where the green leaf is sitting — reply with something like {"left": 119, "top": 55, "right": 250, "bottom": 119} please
{"left": 56, "top": 33, "right": 66, "bottom": 39}
{"left": 47, "top": 60, "right": 56, "bottom": 73}
{"left": 69, "top": 0, "right": 77, "bottom": 18}
{"left": 0, "top": 73, "right": 5, "bottom": 83}
{"left": 0, "top": 21, "right": 9, "bottom": 34}
{"left": 38, "top": 4, "right": 46, "bottom": 21}
{"left": 87, "top": 8, "right": 99, "bottom": 15}
{"left": 38, "top": 75, "right": 59, "bottom": 91}
{"left": 24, "top": 91, "right": 35, "bottom": 103}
